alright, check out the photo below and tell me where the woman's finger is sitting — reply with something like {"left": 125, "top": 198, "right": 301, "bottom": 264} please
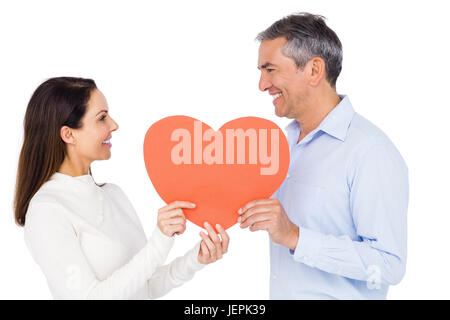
{"left": 159, "top": 215, "right": 185, "bottom": 227}
{"left": 216, "top": 224, "right": 230, "bottom": 254}
{"left": 200, "top": 241, "right": 209, "bottom": 258}
{"left": 159, "top": 208, "right": 185, "bottom": 220}
{"left": 200, "top": 231, "right": 216, "bottom": 260}
{"left": 203, "top": 222, "right": 220, "bottom": 242}
{"left": 204, "top": 222, "right": 222, "bottom": 259}
{"left": 158, "top": 201, "right": 195, "bottom": 213}
{"left": 167, "top": 224, "right": 185, "bottom": 236}
{"left": 167, "top": 217, "right": 186, "bottom": 226}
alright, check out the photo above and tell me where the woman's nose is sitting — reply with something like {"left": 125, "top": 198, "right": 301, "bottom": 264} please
{"left": 111, "top": 118, "right": 119, "bottom": 131}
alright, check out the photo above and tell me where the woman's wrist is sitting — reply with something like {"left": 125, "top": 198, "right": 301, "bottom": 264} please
{"left": 190, "top": 241, "right": 207, "bottom": 269}
{"left": 151, "top": 225, "right": 175, "bottom": 250}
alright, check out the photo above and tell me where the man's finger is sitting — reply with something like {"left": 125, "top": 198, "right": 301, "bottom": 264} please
{"left": 249, "top": 221, "right": 271, "bottom": 232}
{"left": 238, "top": 198, "right": 277, "bottom": 215}
{"left": 240, "top": 212, "right": 274, "bottom": 229}
{"left": 239, "top": 205, "right": 273, "bottom": 224}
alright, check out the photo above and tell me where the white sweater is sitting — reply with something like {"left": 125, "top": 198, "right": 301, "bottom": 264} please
{"left": 23, "top": 171, "right": 204, "bottom": 299}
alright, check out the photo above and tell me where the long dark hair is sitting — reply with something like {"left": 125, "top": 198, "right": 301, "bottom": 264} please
{"left": 14, "top": 77, "right": 105, "bottom": 227}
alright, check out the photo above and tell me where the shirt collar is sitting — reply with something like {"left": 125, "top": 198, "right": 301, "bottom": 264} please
{"left": 285, "top": 94, "right": 355, "bottom": 142}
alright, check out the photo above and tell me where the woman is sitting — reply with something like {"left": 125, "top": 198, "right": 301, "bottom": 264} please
{"left": 14, "top": 77, "right": 229, "bottom": 299}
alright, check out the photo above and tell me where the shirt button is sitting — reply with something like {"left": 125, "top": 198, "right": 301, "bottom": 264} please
{"left": 287, "top": 173, "right": 290, "bottom": 178}
{"left": 273, "top": 274, "right": 277, "bottom": 280}
{"left": 303, "top": 256, "right": 308, "bottom": 261}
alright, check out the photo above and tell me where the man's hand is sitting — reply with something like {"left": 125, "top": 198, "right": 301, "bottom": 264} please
{"left": 238, "top": 198, "right": 299, "bottom": 250}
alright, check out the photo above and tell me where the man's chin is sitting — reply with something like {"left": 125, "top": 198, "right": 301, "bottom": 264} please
{"left": 274, "top": 104, "right": 284, "bottom": 117}
{"left": 274, "top": 106, "right": 290, "bottom": 119}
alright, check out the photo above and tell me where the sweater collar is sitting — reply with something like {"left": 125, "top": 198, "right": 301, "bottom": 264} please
{"left": 50, "top": 171, "right": 96, "bottom": 185}
{"left": 48, "top": 171, "right": 104, "bottom": 224}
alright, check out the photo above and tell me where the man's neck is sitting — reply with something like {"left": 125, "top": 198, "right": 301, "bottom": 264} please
{"left": 295, "top": 91, "right": 341, "bottom": 144}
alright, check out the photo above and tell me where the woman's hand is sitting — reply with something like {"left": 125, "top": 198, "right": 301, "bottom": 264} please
{"left": 198, "top": 222, "right": 230, "bottom": 265}
{"left": 157, "top": 201, "right": 195, "bottom": 237}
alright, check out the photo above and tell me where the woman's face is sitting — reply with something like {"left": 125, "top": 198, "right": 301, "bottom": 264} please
{"left": 71, "top": 89, "right": 119, "bottom": 163}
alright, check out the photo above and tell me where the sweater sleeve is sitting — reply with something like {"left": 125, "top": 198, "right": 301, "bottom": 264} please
{"left": 147, "top": 240, "right": 205, "bottom": 299}
{"left": 23, "top": 202, "right": 174, "bottom": 299}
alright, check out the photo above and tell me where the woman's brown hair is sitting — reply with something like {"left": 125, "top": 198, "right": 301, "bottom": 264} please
{"left": 14, "top": 77, "right": 105, "bottom": 227}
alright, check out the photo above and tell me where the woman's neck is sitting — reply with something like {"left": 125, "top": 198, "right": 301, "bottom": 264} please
{"left": 58, "top": 155, "right": 90, "bottom": 177}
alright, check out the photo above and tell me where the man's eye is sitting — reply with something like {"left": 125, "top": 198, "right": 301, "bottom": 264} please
{"left": 267, "top": 69, "right": 274, "bottom": 73}
{"left": 99, "top": 115, "right": 106, "bottom": 121}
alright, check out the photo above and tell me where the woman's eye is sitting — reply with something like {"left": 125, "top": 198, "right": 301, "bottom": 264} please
{"left": 99, "top": 115, "right": 106, "bottom": 121}
{"left": 267, "top": 69, "right": 274, "bottom": 73}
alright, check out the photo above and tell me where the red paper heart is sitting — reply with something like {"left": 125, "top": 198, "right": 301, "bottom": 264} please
{"left": 143, "top": 116, "right": 289, "bottom": 230}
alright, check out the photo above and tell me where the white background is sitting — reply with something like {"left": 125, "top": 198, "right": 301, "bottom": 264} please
{"left": 1, "top": 0, "right": 449, "bottom": 299}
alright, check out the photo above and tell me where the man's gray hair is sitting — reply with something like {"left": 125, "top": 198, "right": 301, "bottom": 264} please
{"left": 256, "top": 12, "right": 343, "bottom": 88}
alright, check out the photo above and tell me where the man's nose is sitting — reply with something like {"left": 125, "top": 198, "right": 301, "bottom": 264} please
{"left": 259, "top": 73, "right": 271, "bottom": 92}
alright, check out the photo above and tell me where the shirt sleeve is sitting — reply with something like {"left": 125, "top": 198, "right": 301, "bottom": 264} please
{"left": 291, "top": 143, "right": 409, "bottom": 286}
{"left": 23, "top": 202, "right": 174, "bottom": 299}
{"left": 147, "top": 241, "right": 205, "bottom": 299}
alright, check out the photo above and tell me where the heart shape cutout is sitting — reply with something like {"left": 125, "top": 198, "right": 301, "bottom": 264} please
{"left": 143, "top": 116, "right": 289, "bottom": 230}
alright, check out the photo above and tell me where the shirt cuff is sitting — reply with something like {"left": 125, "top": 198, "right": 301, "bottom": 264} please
{"left": 290, "top": 226, "right": 323, "bottom": 268}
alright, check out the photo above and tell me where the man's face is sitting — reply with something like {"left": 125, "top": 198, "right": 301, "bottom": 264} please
{"left": 258, "top": 37, "right": 309, "bottom": 119}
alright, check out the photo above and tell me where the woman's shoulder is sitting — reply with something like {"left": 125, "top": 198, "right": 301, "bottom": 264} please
{"left": 101, "top": 182, "right": 134, "bottom": 210}
{"left": 101, "top": 182, "right": 131, "bottom": 203}
{"left": 28, "top": 179, "right": 68, "bottom": 210}
{"left": 101, "top": 182, "right": 145, "bottom": 230}
{"left": 25, "top": 192, "right": 72, "bottom": 234}
{"left": 101, "top": 181, "right": 122, "bottom": 193}
{"left": 27, "top": 176, "right": 102, "bottom": 226}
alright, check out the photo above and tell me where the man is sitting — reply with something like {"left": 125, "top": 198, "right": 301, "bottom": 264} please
{"left": 238, "top": 12, "right": 409, "bottom": 299}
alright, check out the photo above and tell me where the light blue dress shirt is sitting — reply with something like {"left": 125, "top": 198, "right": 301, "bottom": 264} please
{"left": 270, "top": 95, "right": 408, "bottom": 299}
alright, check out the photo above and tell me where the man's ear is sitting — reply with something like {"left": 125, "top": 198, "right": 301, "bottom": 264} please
{"left": 307, "top": 57, "right": 326, "bottom": 87}
{"left": 60, "top": 126, "right": 75, "bottom": 144}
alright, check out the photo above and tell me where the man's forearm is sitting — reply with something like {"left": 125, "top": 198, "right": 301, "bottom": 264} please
{"left": 290, "top": 226, "right": 406, "bottom": 286}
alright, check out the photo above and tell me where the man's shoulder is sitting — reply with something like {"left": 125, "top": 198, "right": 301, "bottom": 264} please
{"left": 346, "top": 112, "right": 396, "bottom": 151}
{"left": 345, "top": 112, "right": 407, "bottom": 171}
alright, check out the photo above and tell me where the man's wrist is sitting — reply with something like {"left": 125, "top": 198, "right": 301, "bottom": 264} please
{"left": 286, "top": 224, "right": 299, "bottom": 251}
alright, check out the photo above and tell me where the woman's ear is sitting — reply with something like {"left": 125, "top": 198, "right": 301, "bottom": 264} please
{"left": 60, "top": 126, "right": 75, "bottom": 144}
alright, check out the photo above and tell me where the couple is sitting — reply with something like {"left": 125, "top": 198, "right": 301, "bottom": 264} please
{"left": 14, "top": 12, "right": 409, "bottom": 300}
